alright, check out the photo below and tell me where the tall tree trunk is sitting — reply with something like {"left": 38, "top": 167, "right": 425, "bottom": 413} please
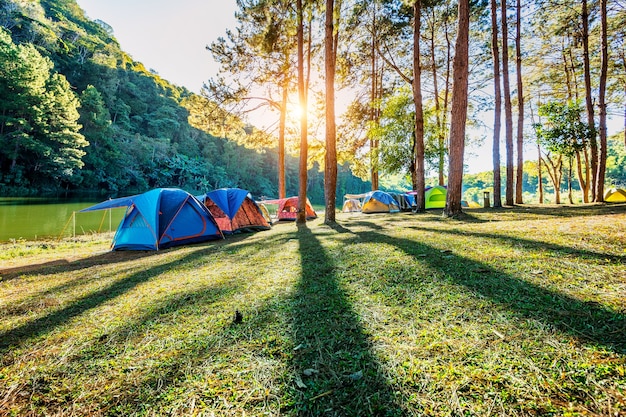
{"left": 413, "top": 0, "right": 426, "bottom": 212}
{"left": 596, "top": 0, "right": 608, "bottom": 201}
{"left": 370, "top": 8, "right": 380, "bottom": 191}
{"left": 501, "top": 0, "right": 514, "bottom": 205}
{"left": 296, "top": 0, "right": 308, "bottom": 224}
{"left": 444, "top": 18, "right": 451, "bottom": 134}
{"left": 444, "top": 0, "right": 470, "bottom": 218}
{"left": 278, "top": 84, "right": 288, "bottom": 199}
{"left": 515, "top": 0, "right": 524, "bottom": 204}
{"left": 543, "top": 153, "right": 562, "bottom": 204}
{"left": 575, "top": 150, "right": 589, "bottom": 203}
{"left": 568, "top": 47, "right": 581, "bottom": 101}
{"left": 490, "top": 0, "right": 503, "bottom": 208}
{"left": 567, "top": 157, "right": 573, "bottom": 204}
{"left": 582, "top": 0, "right": 598, "bottom": 201}
{"left": 562, "top": 40, "right": 573, "bottom": 101}
{"left": 324, "top": 0, "right": 338, "bottom": 223}
{"left": 537, "top": 143, "right": 544, "bottom": 203}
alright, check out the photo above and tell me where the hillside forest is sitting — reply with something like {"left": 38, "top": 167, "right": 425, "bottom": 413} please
{"left": 0, "top": 0, "right": 624, "bottom": 207}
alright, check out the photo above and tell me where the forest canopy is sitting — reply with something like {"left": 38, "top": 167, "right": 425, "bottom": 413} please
{"left": 0, "top": 0, "right": 370, "bottom": 201}
{"left": 0, "top": 0, "right": 624, "bottom": 206}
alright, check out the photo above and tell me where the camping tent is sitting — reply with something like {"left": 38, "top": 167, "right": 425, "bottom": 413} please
{"left": 262, "top": 196, "right": 317, "bottom": 221}
{"left": 257, "top": 203, "right": 273, "bottom": 225}
{"left": 80, "top": 188, "right": 223, "bottom": 250}
{"left": 199, "top": 188, "right": 271, "bottom": 234}
{"left": 342, "top": 198, "right": 362, "bottom": 212}
{"left": 605, "top": 188, "right": 626, "bottom": 202}
{"left": 361, "top": 191, "right": 400, "bottom": 214}
{"left": 425, "top": 185, "right": 447, "bottom": 209}
{"left": 390, "top": 193, "right": 413, "bottom": 211}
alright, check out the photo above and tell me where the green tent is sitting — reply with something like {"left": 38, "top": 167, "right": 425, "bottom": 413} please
{"left": 425, "top": 185, "right": 447, "bottom": 209}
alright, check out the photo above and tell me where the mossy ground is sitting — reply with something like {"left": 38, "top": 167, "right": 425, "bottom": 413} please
{"left": 1, "top": 204, "right": 624, "bottom": 416}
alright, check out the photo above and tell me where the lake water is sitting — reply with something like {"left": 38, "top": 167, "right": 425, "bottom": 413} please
{"left": 0, "top": 197, "right": 126, "bottom": 242}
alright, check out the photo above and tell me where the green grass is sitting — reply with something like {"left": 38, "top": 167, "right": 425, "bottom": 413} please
{"left": 1, "top": 204, "right": 625, "bottom": 416}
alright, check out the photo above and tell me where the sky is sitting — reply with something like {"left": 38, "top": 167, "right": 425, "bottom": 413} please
{"left": 76, "top": 0, "right": 238, "bottom": 93}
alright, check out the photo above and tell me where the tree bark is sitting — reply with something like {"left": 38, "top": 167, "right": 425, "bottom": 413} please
{"left": 444, "top": 0, "right": 469, "bottom": 218}
{"left": 490, "top": 0, "right": 502, "bottom": 208}
{"left": 567, "top": 157, "right": 574, "bottom": 204}
{"left": 596, "top": 0, "right": 608, "bottom": 201}
{"left": 296, "top": 0, "right": 308, "bottom": 224}
{"left": 278, "top": 84, "right": 288, "bottom": 199}
{"left": 543, "top": 153, "right": 562, "bottom": 204}
{"left": 501, "top": 0, "right": 514, "bottom": 206}
{"left": 515, "top": 0, "right": 524, "bottom": 204}
{"left": 582, "top": 0, "right": 598, "bottom": 201}
{"left": 537, "top": 143, "right": 544, "bottom": 204}
{"left": 370, "top": 7, "right": 380, "bottom": 191}
{"left": 324, "top": 0, "right": 338, "bottom": 223}
{"left": 575, "top": 150, "right": 589, "bottom": 203}
{"left": 413, "top": 0, "right": 426, "bottom": 211}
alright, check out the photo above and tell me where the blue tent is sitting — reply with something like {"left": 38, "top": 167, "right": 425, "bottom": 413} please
{"left": 80, "top": 188, "right": 223, "bottom": 250}
{"left": 199, "top": 188, "right": 271, "bottom": 234}
{"left": 361, "top": 191, "right": 400, "bottom": 214}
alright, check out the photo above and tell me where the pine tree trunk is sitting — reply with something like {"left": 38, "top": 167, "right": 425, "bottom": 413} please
{"left": 444, "top": 0, "right": 470, "bottom": 218}
{"left": 515, "top": 0, "right": 524, "bottom": 204}
{"left": 296, "top": 0, "right": 308, "bottom": 224}
{"left": 501, "top": 0, "right": 515, "bottom": 206}
{"left": 413, "top": 0, "right": 426, "bottom": 212}
{"left": 370, "top": 11, "right": 380, "bottom": 191}
{"left": 324, "top": 0, "right": 337, "bottom": 224}
{"left": 278, "top": 85, "right": 288, "bottom": 199}
{"left": 568, "top": 157, "right": 574, "bottom": 204}
{"left": 575, "top": 150, "right": 589, "bottom": 203}
{"left": 596, "top": 0, "right": 608, "bottom": 201}
{"left": 582, "top": 0, "right": 598, "bottom": 201}
{"left": 537, "top": 144, "right": 544, "bottom": 204}
{"left": 490, "top": 0, "right": 502, "bottom": 209}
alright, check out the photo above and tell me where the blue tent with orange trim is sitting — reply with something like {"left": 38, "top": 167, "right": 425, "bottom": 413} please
{"left": 80, "top": 188, "right": 223, "bottom": 250}
{"left": 198, "top": 188, "right": 271, "bottom": 234}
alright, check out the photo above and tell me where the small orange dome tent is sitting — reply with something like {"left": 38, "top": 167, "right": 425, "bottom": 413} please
{"left": 199, "top": 188, "right": 271, "bottom": 234}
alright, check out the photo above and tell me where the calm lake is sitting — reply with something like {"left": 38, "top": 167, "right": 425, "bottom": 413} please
{"left": 0, "top": 197, "right": 126, "bottom": 242}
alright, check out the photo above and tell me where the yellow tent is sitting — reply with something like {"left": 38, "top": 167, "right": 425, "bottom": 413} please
{"left": 604, "top": 188, "right": 626, "bottom": 202}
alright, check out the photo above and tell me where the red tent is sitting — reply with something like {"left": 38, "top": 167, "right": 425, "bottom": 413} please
{"left": 261, "top": 196, "right": 317, "bottom": 221}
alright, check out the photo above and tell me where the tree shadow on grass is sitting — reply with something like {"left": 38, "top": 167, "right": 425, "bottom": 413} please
{"left": 455, "top": 203, "right": 626, "bottom": 223}
{"left": 0, "top": 245, "right": 225, "bottom": 356}
{"left": 351, "top": 227, "right": 626, "bottom": 355}
{"left": 0, "top": 250, "right": 160, "bottom": 281}
{"left": 287, "top": 224, "right": 403, "bottom": 416}
{"left": 413, "top": 226, "right": 626, "bottom": 263}
{"left": 1, "top": 230, "right": 301, "bottom": 415}
{"left": 9, "top": 280, "right": 241, "bottom": 414}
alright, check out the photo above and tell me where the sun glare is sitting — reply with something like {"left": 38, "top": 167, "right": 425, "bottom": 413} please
{"left": 288, "top": 104, "right": 304, "bottom": 120}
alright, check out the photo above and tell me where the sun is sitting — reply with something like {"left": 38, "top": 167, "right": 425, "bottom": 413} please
{"left": 287, "top": 103, "right": 305, "bottom": 120}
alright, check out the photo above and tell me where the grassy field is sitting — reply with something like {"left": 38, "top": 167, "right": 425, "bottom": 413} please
{"left": 0, "top": 204, "right": 624, "bottom": 416}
